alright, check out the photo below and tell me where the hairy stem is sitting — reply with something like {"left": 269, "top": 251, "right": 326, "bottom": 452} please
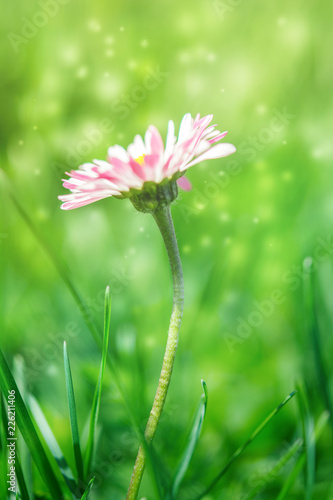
{"left": 126, "top": 204, "right": 184, "bottom": 499}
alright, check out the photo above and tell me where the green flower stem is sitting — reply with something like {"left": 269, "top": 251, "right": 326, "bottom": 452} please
{"left": 126, "top": 204, "right": 184, "bottom": 500}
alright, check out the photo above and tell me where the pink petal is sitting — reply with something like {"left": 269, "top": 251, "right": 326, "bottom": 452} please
{"left": 143, "top": 154, "right": 161, "bottom": 168}
{"left": 140, "top": 154, "right": 162, "bottom": 182}
{"left": 209, "top": 131, "right": 228, "bottom": 144}
{"left": 145, "top": 126, "right": 164, "bottom": 156}
{"left": 177, "top": 176, "right": 192, "bottom": 191}
{"left": 194, "top": 114, "right": 213, "bottom": 130}
{"left": 106, "top": 156, "right": 129, "bottom": 171}
{"left": 193, "top": 113, "right": 201, "bottom": 125}
{"left": 66, "top": 169, "right": 97, "bottom": 181}
{"left": 63, "top": 181, "right": 82, "bottom": 190}
{"left": 128, "top": 158, "right": 147, "bottom": 180}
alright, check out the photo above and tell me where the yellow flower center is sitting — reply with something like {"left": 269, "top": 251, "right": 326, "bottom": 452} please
{"left": 135, "top": 154, "right": 145, "bottom": 166}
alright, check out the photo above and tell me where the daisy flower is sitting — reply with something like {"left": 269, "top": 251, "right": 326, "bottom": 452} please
{"left": 58, "top": 112, "right": 237, "bottom": 498}
{"left": 59, "top": 113, "right": 236, "bottom": 211}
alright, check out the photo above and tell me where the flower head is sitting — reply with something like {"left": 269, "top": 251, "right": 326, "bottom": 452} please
{"left": 59, "top": 113, "right": 236, "bottom": 211}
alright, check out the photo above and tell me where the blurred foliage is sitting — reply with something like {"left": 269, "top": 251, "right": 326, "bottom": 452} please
{"left": 1, "top": 0, "right": 333, "bottom": 498}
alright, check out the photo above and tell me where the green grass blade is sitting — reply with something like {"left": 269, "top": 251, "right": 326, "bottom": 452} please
{"left": 0, "top": 347, "right": 65, "bottom": 500}
{"left": 277, "top": 409, "right": 329, "bottom": 500}
{"left": 80, "top": 477, "right": 95, "bottom": 499}
{"left": 276, "top": 453, "right": 305, "bottom": 500}
{"left": 12, "top": 356, "right": 33, "bottom": 497}
{"left": 63, "top": 342, "right": 84, "bottom": 486}
{"left": 15, "top": 452, "right": 30, "bottom": 500}
{"left": 84, "top": 287, "right": 111, "bottom": 477}
{"left": 168, "top": 380, "right": 208, "bottom": 499}
{"left": 1, "top": 396, "right": 30, "bottom": 500}
{"left": 297, "top": 383, "right": 315, "bottom": 500}
{"left": 194, "top": 390, "right": 296, "bottom": 500}
{"left": 27, "top": 394, "right": 77, "bottom": 495}
{"left": 303, "top": 258, "right": 333, "bottom": 428}
{"left": 243, "top": 438, "right": 303, "bottom": 500}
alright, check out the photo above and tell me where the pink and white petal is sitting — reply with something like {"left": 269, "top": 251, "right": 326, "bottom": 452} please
{"left": 178, "top": 113, "right": 193, "bottom": 142}
{"left": 160, "top": 155, "right": 174, "bottom": 177}
{"left": 170, "top": 123, "right": 210, "bottom": 170}
{"left": 73, "top": 179, "right": 121, "bottom": 193}
{"left": 59, "top": 191, "right": 116, "bottom": 210}
{"left": 62, "top": 180, "right": 85, "bottom": 190}
{"left": 193, "top": 113, "right": 201, "bottom": 125}
{"left": 140, "top": 154, "right": 162, "bottom": 181}
{"left": 62, "top": 171, "right": 93, "bottom": 186}
{"left": 200, "top": 126, "right": 218, "bottom": 139}
{"left": 173, "top": 133, "right": 209, "bottom": 169}
{"left": 192, "top": 140, "right": 211, "bottom": 157}
{"left": 127, "top": 158, "right": 148, "bottom": 182}
{"left": 167, "top": 134, "right": 201, "bottom": 173}
{"left": 59, "top": 197, "right": 109, "bottom": 210}
{"left": 63, "top": 176, "right": 86, "bottom": 187}
{"left": 193, "top": 114, "right": 213, "bottom": 131}
{"left": 145, "top": 126, "right": 164, "bottom": 157}
{"left": 188, "top": 122, "right": 215, "bottom": 152}
{"left": 184, "top": 143, "right": 236, "bottom": 169}
{"left": 106, "top": 156, "right": 144, "bottom": 188}
{"left": 60, "top": 183, "right": 120, "bottom": 197}
{"left": 78, "top": 162, "right": 99, "bottom": 172}
{"left": 165, "top": 147, "right": 186, "bottom": 175}
{"left": 92, "top": 159, "right": 114, "bottom": 172}
{"left": 173, "top": 132, "right": 203, "bottom": 165}
{"left": 177, "top": 176, "right": 192, "bottom": 191}
{"left": 134, "top": 133, "right": 146, "bottom": 152}
{"left": 164, "top": 120, "right": 176, "bottom": 161}
{"left": 107, "top": 156, "right": 130, "bottom": 171}
{"left": 65, "top": 169, "right": 98, "bottom": 182}
{"left": 209, "top": 131, "right": 228, "bottom": 143}
{"left": 127, "top": 134, "right": 146, "bottom": 158}
{"left": 107, "top": 145, "right": 129, "bottom": 163}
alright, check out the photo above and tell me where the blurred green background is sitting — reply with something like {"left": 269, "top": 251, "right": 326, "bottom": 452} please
{"left": 1, "top": 0, "right": 333, "bottom": 498}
